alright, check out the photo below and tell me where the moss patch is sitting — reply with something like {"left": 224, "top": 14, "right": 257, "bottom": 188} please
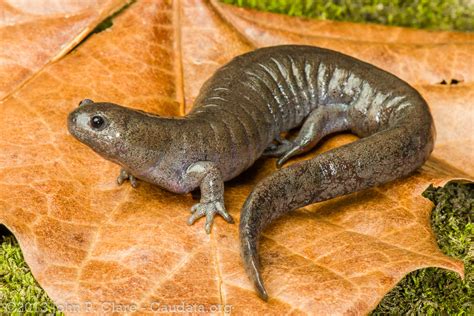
{"left": 0, "top": 235, "right": 60, "bottom": 314}
{"left": 222, "top": 0, "right": 474, "bottom": 31}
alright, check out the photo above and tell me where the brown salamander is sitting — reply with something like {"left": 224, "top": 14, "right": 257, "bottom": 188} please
{"left": 67, "top": 45, "right": 435, "bottom": 300}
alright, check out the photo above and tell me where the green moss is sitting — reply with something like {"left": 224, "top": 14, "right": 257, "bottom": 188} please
{"left": 372, "top": 182, "right": 473, "bottom": 314}
{"left": 0, "top": 235, "right": 61, "bottom": 314}
{"left": 221, "top": 0, "right": 474, "bottom": 31}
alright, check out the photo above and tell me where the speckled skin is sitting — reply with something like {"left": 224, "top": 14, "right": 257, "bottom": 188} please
{"left": 67, "top": 45, "right": 435, "bottom": 300}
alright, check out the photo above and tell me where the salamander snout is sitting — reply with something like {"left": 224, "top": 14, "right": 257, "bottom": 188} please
{"left": 67, "top": 110, "right": 78, "bottom": 134}
{"left": 67, "top": 101, "right": 112, "bottom": 140}
{"left": 68, "top": 99, "right": 95, "bottom": 135}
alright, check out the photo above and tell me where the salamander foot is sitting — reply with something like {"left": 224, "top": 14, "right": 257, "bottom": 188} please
{"left": 117, "top": 168, "right": 138, "bottom": 188}
{"left": 263, "top": 139, "right": 303, "bottom": 168}
{"left": 276, "top": 144, "right": 305, "bottom": 168}
{"left": 187, "top": 200, "right": 234, "bottom": 234}
{"left": 263, "top": 139, "right": 295, "bottom": 158}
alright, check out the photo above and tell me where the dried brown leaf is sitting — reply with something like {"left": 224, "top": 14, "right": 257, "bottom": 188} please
{"left": 0, "top": 0, "right": 472, "bottom": 314}
{"left": 0, "top": 0, "right": 129, "bottom": 101}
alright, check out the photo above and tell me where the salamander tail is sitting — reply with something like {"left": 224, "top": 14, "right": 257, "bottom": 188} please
{"left": 240, "top": 229, "right": 268, "bottom": 301}
{"left": 240, "top": 119, "right": 434, "bottom": 300}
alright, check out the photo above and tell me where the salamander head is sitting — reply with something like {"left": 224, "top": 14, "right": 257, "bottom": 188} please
{"left": 67, "top": 99, "right": 159, "bottom": 165}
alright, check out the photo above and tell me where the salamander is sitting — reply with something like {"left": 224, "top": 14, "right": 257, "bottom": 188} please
{"left": 67, "top": 45, "right": 435, "bottom": 301}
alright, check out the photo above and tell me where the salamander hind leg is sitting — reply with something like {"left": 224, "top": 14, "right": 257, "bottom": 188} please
{"left": 185, "top": 161, "right": 234, "bottom": 234}
{"left": 117, "top": 168, "right": 138, "bottom": 188}
{"left": 276, "top": 105, "right": 350, "bottom": 168}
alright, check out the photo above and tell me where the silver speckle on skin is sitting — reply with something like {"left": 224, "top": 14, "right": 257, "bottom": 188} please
{"left": 67, "top": 45, "right": 435, "bottom": 302}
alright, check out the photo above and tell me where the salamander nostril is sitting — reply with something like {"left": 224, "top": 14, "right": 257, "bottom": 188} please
{"left": 68, "top": 112, "right": 77, "bottom": 124}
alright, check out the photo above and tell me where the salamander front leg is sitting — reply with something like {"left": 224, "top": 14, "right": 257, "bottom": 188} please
{"left": 276, "top": 105, "right": 350, "bottom": 168}
{"left": 185, "top": 161, "right": 234, "bottom": 234}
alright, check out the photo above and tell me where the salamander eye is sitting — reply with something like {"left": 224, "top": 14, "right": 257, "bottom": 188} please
{"left": 90, "top": 115, "right": 106, "bottom": 130}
